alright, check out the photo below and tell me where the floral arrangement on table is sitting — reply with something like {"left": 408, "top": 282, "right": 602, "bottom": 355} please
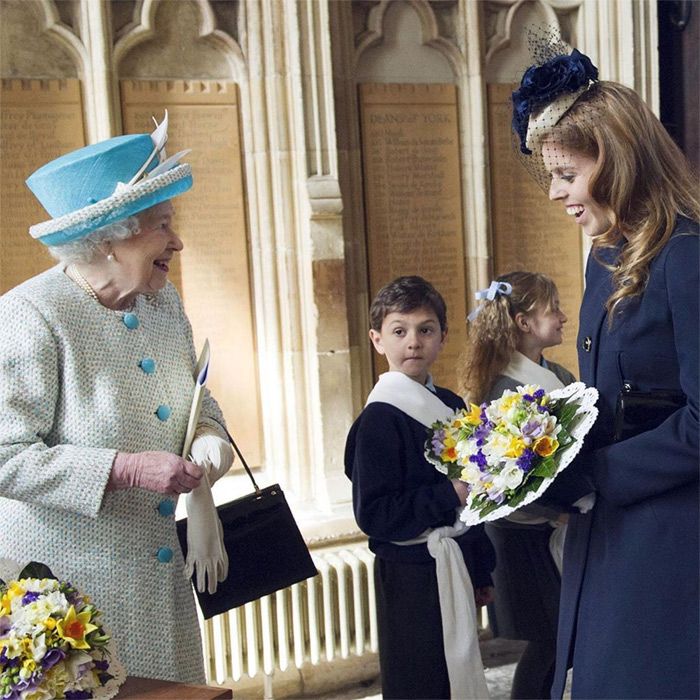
{"left": 0, "top": 562, "right": 125, "bottom": 700}
{"left": 426, "top": 382, "right": 598, "bottom": 526}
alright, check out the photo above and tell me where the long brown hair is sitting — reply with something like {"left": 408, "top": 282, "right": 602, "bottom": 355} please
{"left": 459, "top": 271, "right": 558, "bottom": 403}
{"left": 554, "top": 81, "right": 699, "bottom": 318}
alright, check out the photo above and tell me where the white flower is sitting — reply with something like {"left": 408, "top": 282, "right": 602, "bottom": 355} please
{"left": 31, "top": 633, "right": 47, "bottom": 662}
{"left": 492, "top": 463, "right": 524, "bottom": 491}
{"left": 65, "top": 650, "right": 93, "bottom": 682}
{"left": 459, "top": 462, "right": 483, "bottom": 487}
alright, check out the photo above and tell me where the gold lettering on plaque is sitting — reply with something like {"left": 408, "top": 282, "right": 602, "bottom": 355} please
{"left": 121, "top": 80, "right": 262, "bottom": 466}
{"left": 487, "top": 84, "right": 583, "bottom": 374}
{"left": 0, "top": 79, "right": 86, "bottom": 293}
{"left": 360, "top": 84, "right": 467, "bottom": 387}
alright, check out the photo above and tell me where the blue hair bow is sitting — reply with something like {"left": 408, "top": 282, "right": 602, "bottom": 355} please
{"left": 467, "top": 281, "right": 513, "bottom": 322}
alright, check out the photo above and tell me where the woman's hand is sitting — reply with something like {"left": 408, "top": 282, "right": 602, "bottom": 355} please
{"left": 109, "top": 451, "right": 203, "bottom": 494}
{"left": 451, "top": 478, "right": 469, "bottom": 505}
{"left": 189, "top": 426, "right": 234, "bottom": 484}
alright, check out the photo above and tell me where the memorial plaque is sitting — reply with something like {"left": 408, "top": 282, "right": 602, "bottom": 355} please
{"left": 121, "top": 80, "right": 262, "bottom": 466}
{"left": 0, "top": 79, "right": 85, "bottom": 294}
{"left": 487, "top": 84, "right": 583, "bottom": 374}
{"left": 359, "top": 83, "right": 467, "bottom": 387}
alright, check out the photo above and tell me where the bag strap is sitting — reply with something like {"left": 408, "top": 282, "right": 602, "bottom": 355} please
{"left": 222, "top": 425, "right": 261, "bottom": 494}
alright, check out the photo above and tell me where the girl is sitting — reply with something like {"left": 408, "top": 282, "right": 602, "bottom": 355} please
{"left": 460, "top": 270, "right": 575, "bottom": 700}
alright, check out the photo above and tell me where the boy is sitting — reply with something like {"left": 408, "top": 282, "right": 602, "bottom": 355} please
{"left": 344, "top": 276, "right": 496, "bottom": 699}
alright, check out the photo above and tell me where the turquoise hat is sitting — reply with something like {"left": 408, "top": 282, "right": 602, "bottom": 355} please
{"left": 26, "top": 113, "right": 192, "bottom": 246}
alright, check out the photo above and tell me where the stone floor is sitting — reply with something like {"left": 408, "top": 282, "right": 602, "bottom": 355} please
{"left": 293, "top": 638, "right": 548, "bottom": 700}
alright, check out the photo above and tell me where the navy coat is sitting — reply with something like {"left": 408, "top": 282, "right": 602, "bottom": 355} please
{"left": 552, "top": 218, "right": 699, "bottom": 699}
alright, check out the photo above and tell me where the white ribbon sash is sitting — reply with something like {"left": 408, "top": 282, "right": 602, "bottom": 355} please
{"left": 365, "top": 371, "right": 455, "bottom": 427}
{"left": 501, "top": 351, "right": 565, "bottom": 393}
{"left": 367, "top": 372, "right": 489, "bottom": 698}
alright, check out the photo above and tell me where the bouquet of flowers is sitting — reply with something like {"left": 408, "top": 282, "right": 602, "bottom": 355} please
{"left": 0, "top": 562, "right": 125, "bottom": 700}
{"left": 426, "top": 382, "right": 598, "bottom": 526}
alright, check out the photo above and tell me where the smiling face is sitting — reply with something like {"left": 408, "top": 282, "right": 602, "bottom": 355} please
{"left": 523, "top": 298, "right": 567, "bottom": 348}
{"left": 369, "top": 306, "right": 446, "bottom": 385}
{"left": 542, "top": 142, "right": 612, "bottom": 237}
{"left": 109, "top": 200, "right": 183, "bottom": 295}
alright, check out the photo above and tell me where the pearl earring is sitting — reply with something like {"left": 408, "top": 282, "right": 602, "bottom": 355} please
{"left": 107, "top": 253, "right": 114, "bottom": 262}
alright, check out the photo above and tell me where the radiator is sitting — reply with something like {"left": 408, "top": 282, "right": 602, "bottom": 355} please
{"left": 199, "top": 545, "right": 378, "bottom": 687}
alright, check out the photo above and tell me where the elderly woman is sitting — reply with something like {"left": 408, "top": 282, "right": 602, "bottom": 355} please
{"left": 0, "top": 115, "right": 233, "bottom": 683}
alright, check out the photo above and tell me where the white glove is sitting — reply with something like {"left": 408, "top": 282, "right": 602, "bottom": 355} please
{"left": 184, "top": 476, "right": 228, "bottom": 594}
{"left": 189, "top": 426, "right": 234, "bottom": 485}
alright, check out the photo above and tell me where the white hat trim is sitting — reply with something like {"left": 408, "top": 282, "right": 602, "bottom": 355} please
{"left": 28, "top": 163, "right": 192, "bottom": 240}
{"left": 525, "top": 84, "right": 589, "bottom": 152}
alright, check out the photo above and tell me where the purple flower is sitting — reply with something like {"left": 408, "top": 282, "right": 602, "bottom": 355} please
{"left": 517, "top": 449, "right": 536, "bottom": 473}
{"left": 93, "top": 659, "right": 109, "bottom": 672}
{"left": 473, "top": 423, "right": 491, "bottom": 447}
{"left": 41, "top": 647, "right": 66, "bottom": 670}
{"left": 533, "top": 388, "right": 545, "bottom": 400}
{"left": 65, "top": 692, "right": 93, "bottom": 699}
{"left": 431, "top": 430, "right": 446, "bottom": 455}
{"left": 21, "top": 591, "right": 40, "bottom": 605}
{"left": 469, "top": 451, "right": 487, "bottom": 470}
{"left": 521, "top": 420, "right": 544, "bottom": 441}
{"left": 512, "top": 49, "right": 598, "bottom": 154}
{"left": 0, "top": 615, "right": 11, "bottom": 636}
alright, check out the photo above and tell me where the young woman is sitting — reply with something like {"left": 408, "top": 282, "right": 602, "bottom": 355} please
{"left": 512, "top": 43, "right": 699, "bottom": 698}
{"left": 460, "top": 271, "right": 574, "bottom": 699}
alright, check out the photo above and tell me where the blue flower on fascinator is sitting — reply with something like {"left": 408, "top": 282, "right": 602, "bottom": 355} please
{"left": 512, "top": 49, "right": 598, "bottom": 154}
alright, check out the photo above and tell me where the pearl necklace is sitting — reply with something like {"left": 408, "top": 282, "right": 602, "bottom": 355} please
{"left": 68, "top": 266, "right": 100, "bottom": 303}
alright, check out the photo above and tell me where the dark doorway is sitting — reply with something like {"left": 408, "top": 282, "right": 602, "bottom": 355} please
{"left": 657, "top": 0, "right": 699, "bottom": 174}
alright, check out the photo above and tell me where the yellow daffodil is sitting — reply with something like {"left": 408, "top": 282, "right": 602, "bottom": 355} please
{"left": 441, "top": 435, "right": 458, "bottom": 462}
{"left": 534, "top": 435, "right": 559, "bottom": 457}
{"left": 56, "top": 605, "right": 97, "bottom": 650}
{"left": 504, "top": 436, "right": 526, "bottom": 458}
{"left": 465, "top": 403, "right": 482, "bottom": 425}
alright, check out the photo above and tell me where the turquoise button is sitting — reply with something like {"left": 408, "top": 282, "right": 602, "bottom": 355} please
{"left": 155, "top": 404, "right": 171, "bottom": 421}
{"left": 123, "top": 313, "right": 139, "bottom": 330}
{"left": 139, "top": 358, "right": 156, "bottom": 374}
{"left": 157, "top": 499, "right": 175, "bottom": 517}
{"left": 156, "top": 547, "right": 173, "bottom": 563}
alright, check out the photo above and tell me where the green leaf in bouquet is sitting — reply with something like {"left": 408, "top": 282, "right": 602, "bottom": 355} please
{"left": 447, "top": 462, "right": 463, "bottom": 480}
{"left": 19, "top": 562, "right": 57, "bottom": 581}
{"left": 532, "top": 456, "right": 557, "bottom": 478}
{"left": 556, "top": 400, "right": 580, "bottom": 429}
{"left": 507, "top": 476, "right": 544, "bottom": 508}
{"left": 476, "top": 496, "right": 502, "bottom": 518}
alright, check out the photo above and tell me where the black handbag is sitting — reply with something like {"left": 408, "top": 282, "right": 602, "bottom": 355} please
{"left": 613, "top": 386, "right": 686, "bottom": 442}
{"left": 177, "top": 428, "right": 318, "bottom": 619}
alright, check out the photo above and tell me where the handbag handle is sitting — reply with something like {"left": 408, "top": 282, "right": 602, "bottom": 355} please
{"left": 222, "top": 426, "right": 262, "bottom": 494}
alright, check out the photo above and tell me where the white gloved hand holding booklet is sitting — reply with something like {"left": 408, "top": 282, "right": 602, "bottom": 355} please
{"left": 184, "top": 474, "right": 228, "bottom": 594}
{"left": 190, "top": 425, "right": 234, "bottom": 484}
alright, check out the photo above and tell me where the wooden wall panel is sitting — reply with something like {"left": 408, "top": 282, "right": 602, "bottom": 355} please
{"left": 359, "top": 83, "right": 467, "bottom": 387}
{"left": 121, "top": 80, "right": 262, "bottom": 466}
{"left": 0, "top": 79, "right": 86, "bottom": 294}
{"left": 487, "top": 84, "right": 583, "bottom": 375}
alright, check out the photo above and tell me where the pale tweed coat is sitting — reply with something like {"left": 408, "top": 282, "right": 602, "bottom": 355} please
{"left": 0, "top": 265, "right": 227, "bottom": 683}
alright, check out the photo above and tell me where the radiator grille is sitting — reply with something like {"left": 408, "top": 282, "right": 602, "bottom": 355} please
{"left": 200, "top": 545, "right": 378, "bottom": 686}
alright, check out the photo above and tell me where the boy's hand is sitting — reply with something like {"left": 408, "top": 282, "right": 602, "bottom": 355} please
{"left": 451, "top": 478, "right": 468, "bottom": 504}
{"left": 474, "top": 586, "right": 495, "bottom": 607}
